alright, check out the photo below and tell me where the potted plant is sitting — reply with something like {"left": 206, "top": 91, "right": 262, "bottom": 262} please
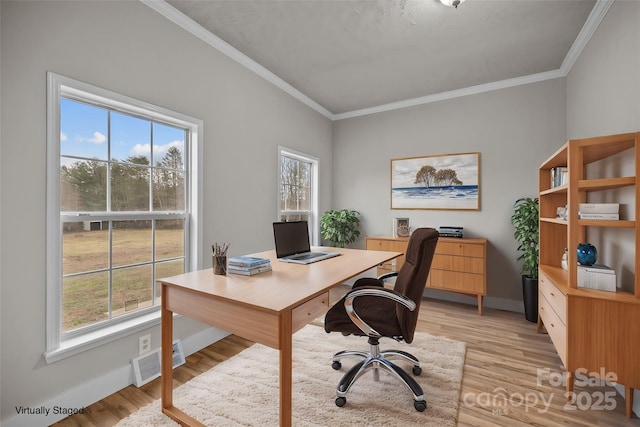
{"left": 320, "top": 209, "right": 361, "bottom": 248}
{"left": 511, "top": 197, "right": 539, "bottom": 323}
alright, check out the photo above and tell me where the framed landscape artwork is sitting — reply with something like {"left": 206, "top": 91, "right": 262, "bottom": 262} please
{"left": 391, "top": 152, "right": 480, "bottom": 210}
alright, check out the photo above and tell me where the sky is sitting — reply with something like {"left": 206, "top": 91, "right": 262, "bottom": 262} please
{"left": 391, "top": 152, "right": 479, "bottom": 188}
{"left": 60, "top": 97, "right": 185, "bottom": 166}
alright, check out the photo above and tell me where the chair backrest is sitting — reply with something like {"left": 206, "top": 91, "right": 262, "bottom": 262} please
{"left": 393, "top": 228, "right": 439, "bottom": 343}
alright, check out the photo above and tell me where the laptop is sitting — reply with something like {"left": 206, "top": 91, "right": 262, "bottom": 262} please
{"left": 273, "top": 221, "right": 340, "bottom": 264}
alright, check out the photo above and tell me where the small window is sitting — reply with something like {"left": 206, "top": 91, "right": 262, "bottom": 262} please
{"left": 278, "top": 147, "right": 319, "bottom": 243}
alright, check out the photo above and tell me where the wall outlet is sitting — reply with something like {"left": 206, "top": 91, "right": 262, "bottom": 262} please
{"left": 139, "top": 334, "right": 151, "bottom": 355}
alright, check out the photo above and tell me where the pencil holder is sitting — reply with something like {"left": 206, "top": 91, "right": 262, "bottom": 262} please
{"left": 213, "top": 256, "right": 227, "bottom": 275}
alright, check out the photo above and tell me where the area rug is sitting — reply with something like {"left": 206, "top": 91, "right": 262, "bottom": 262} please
{"left": 117, "top": 324, "right": 466, "bottom": 427}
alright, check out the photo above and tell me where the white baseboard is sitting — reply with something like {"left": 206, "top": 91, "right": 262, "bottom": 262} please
{"left": 423, "top": 288, "right": 525, "bottom": 314}
{"left": 1, "top": 327, "right": 228, "bottom": 427}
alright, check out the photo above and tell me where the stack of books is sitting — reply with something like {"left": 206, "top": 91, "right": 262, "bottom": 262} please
{"left": 438, "top": 226, "right": 463, "bottom": 238}
{"left": 550, "top": 167, "right": 568, "bottom": 188}
{"left": 578, "top": 203, "right": 619, "bottom": 220}
{"left": 227, "top": 256, "right": 272, "bottom": 276}
{"left": 577, "top": 264, "right": 616, "bottom": 292}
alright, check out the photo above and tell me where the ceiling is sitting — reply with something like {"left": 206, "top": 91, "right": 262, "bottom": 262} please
{"left": 148, "top": 0, "right": 606, "bottom": 119}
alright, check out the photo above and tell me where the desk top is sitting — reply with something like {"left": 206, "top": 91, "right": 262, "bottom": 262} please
{"left": 158, "top": 247, "right": 400, "bottom": 313}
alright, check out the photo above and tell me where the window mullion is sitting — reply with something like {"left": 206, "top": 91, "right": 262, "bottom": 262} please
{"left": 108, "top": 220, "right": 113, "bottom": 321}
{"left": 107, "top": 111, "right": 112, "bottom": 213}
{"left": 149, "top": 122, "right": 154, "bottom": 212}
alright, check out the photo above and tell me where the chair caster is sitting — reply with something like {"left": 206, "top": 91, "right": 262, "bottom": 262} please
{"left": 335, "top": 396, "right": 346, "bottom": 407}
{"left": 412, "top": 365, "right": 422, "bottom": 376}
{"left": 414, "top": 400, "right": 427, "bottom": 412}
{"left": 332, "top": 361, "right": 342, "bottom": 370}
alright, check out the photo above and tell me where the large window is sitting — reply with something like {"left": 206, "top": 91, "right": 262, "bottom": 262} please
{"left": 46, "top": 73, "right": 202, "bottom": 362}
{"left": 278, "top": 147, "right": 318, "bottom": 243}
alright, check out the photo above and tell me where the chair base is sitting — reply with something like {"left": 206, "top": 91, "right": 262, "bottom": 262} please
{"left": 331, "top": 338, "right": 427, "bottom": 412}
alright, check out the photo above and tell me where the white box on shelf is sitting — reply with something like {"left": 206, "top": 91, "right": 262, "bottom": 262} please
{"left": 577, "top": 264, "right": 616, "bottom": 292}
{"left": 578, "top": 212, "right": 619, "bottom": 220}
{"left": 578, "top": 203, "right": 619, "bottom": 214}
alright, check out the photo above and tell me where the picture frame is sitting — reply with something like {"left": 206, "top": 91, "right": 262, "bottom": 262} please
{"left": 391, "top": 152, "right": 480, "bottom": 210}
{"left": 392, "top": 218, "right": 410, "bottom": 237}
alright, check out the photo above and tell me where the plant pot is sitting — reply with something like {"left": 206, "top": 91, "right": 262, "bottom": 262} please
{"left": 522, "top": 275, "right": 539, "bottom": 323}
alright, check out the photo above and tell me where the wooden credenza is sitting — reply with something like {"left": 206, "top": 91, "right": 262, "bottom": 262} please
{"left": 365, "top": 235, "right": 487, "bottom": 314}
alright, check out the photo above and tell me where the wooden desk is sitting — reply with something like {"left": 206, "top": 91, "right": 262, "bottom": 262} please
{"left": 160, "top": 247, "right": 400, "bottom": 427}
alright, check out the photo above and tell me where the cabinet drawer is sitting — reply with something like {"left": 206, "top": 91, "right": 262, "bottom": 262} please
{"left": 431, "top": 254, "right": 484, "bottom": 275}
{"left": 292, "top": 292, "right": 329, "bottom": 333}
{"left": 428, "top": 270, "right": 485, "bottom": 294}
{"left": 366, "top": 238, "right": 407, "bottom": 252}
{"left": 539, "top": 271, "right": 567, "bottom": 322}
{"left": 435, "top": 241, "right": 484, "bottom": 257}
{"left": 539, "top": 294, "right": 567, "bottom": 366}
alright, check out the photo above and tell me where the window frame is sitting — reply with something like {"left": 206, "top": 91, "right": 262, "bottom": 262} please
{"left": 45, "top": 72, "right": 203, "bottom": 363}
{"left": 277, "top": 146, "right": 319, "bottom": 244}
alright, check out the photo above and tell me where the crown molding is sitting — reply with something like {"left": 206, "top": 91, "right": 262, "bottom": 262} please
{"left": 333, "top": 69, "right": 565, "bottom": 120}
{"left": 141, "top": 0, "right": 335, "bottom": 120}
{"left": 560, "top": 0, "right": 614, "bottom": 75}
{"left": 142, "top": 0, "right": 612, "bottom": 122}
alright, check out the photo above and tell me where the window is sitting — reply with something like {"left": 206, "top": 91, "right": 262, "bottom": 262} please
{"left": 46, "top": 73, "right": 202, "bottom": 362}
{"left": 278, "top": 147, "right": 319, "bottom": 243}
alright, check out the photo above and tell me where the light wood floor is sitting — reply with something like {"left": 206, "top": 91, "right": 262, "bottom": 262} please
{"left": 53, "top": 291, "right": 639, "bottom": 426}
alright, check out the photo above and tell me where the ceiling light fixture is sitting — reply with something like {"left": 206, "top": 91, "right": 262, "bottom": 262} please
{"left": 440, "top": 0, "right": 466, "bottom": 9}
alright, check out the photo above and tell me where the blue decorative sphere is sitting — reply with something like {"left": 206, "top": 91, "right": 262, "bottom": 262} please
{"left": 577, "top": 243, "right": 597, "bottom": 266}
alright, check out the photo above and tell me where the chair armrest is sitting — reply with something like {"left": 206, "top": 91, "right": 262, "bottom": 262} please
{"left": 343, "top": 286, "right": 416, "bottom": 337}
{"left": 377, "top": 271, "right": 399, "bottom": 282}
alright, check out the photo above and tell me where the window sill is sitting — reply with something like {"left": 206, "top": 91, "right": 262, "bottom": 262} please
{"left": 44, "top": 311, "right": 164, "bottom": 364}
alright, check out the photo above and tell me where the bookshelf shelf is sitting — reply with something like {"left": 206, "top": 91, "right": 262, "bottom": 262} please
{"left": 540, "top": 185, "right": 567, "bottom": 196}
{"left": 578, "top": 176, "right": 636, "bottom": 191}
{"left": 540, "top": 217, "right": 567, "bottom": 225}
{"left": 577, "top": 219, "right": 636, "bottom": 228}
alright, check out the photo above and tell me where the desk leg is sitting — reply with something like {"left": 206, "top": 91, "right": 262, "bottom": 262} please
{"left": 161, "top": 286, "right": 174, "bottom": 414}
{"left": 159, "top": 286, "right": 209, "bottom": 427}
{"left": 279, "top": 310, "right": 293, "bottom": 427}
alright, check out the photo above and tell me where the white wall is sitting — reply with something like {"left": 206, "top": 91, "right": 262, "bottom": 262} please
{"left": 332, "top": 79, "right": 566, "bottom": 306}
{"left": 0, "top": 1, "right": 332, "bottom": 423}
{"left": 567, "top": 1, "right": 640, "bottom": 139}
{"left": 565, "top": 0, "right": 640, "bottom": 415}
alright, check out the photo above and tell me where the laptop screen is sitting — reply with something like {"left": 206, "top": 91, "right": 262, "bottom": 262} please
{"left": 273, "top": 221, "right": 311, "bottom": 258}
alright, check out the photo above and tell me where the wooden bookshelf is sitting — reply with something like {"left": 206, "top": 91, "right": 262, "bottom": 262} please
{"left": 538, "top": 132, "right": 640, "bottom": 418}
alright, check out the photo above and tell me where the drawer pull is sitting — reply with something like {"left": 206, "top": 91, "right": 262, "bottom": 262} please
{"left": 550, "top": 323, "right": 555, "bottom": 328}
{"left": 550, "top": 292, "right": 555, "bottom": 297}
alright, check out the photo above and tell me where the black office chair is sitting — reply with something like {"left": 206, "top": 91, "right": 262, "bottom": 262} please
{"left": 324, "top": 227, "right": 439, "bottom": 412}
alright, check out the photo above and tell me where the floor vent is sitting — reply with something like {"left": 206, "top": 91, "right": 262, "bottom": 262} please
{"left": 132, "top": 339, "right": 186, "bottom": 387}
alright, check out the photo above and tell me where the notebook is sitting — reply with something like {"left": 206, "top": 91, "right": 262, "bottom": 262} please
{"left": 273, "top": 221, "right": 340, "bottom": 264}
